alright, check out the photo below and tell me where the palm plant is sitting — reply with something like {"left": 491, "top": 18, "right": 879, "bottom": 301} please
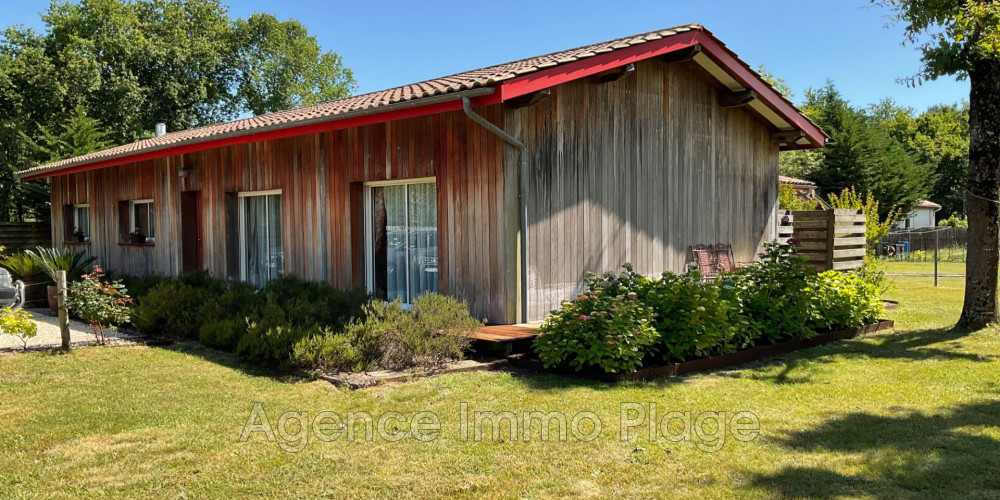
{"left": 0, "top": 252, "right": 46, "bottom": 282}
{"left": 26, "top": 247, "right": 96, "bottom": 284}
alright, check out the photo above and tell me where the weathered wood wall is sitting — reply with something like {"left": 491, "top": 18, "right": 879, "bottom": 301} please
{"left": 49, "top": 108, "right": 512, "bottom": 323}
{"left": 506, "top": 59, "right": 781, "bottom": 320}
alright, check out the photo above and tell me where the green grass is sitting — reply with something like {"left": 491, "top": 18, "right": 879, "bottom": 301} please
{"left": 883, "top": 259, "right": 966, "bottom": 276}
{"left": 1, "top": 278, "right": 999, "bottom": 499}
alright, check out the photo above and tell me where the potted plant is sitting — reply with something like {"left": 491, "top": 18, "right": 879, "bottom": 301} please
{"left": 129, "top": 228, "right": 147, "bottom": 244}
{"left": 26, "top": 247, "right": 97, "bottom": 314}
{"left": 73, "top": 227, "right": 87, "bottom": 242}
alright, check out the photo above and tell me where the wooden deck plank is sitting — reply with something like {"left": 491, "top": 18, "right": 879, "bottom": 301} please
{"left": 469, "top": 324, "right": 540, "bottom": 342}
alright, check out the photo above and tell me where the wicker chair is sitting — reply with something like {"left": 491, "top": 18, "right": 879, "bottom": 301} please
{"left": 0, "top": 268, "right": 25, "bottom": 310}
{"left": 689, "top": 244, "right": 720, "bottom": 279}
{"left": 712, "top": 244, "right": 741, "bottom": 273}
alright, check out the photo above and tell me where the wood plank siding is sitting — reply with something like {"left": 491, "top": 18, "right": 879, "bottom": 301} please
{"left": 48, "top": 59, "right": 780, "bottom": 325}
{"left": 505, "top": 59, "right": 780, "bottom": 320}
{"left": 49, "top": 108, "right": 512, "bottom": 323}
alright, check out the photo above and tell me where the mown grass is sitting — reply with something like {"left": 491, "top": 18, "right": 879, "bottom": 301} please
{"left": 883, "top": 259, "right": 966, "bottom": 276}
{"left": 1, "top": 277, "right": 998, "bottom": 499}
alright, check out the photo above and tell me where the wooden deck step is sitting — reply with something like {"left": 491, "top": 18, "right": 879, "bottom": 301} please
{"left": 469, "top": 323, "right": 541, "bottom": 343}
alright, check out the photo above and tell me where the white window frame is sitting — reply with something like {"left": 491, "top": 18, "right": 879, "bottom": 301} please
{"left": 238, "top": 189, "right": 283, "bottom": 284}
{"left": 363, "top": 177, "right": 437, "bottom": 305}
{"left": 73, "top": 204, "right": 90, "bottom": 241}
{"left": 130, "top": 199, "right": 155, "bottom": 242}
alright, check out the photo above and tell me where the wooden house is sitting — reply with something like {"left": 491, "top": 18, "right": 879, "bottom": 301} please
{"left": 17, "top": 24, "right": 827, "bottom": 324}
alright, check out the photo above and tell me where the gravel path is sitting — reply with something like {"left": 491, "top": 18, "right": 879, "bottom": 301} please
{"left": 0, "top": 308, "right": 136, "bottom": 351}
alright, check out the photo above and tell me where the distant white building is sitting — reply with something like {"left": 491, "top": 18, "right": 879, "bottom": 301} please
{"left": 897, "top": 199, "right": 942, "bottom": 229}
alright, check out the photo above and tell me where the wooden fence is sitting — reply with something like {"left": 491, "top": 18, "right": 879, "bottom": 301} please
{"left": 0, "top": 222, "right": 52, "bottom": 254}
{"left": 785, "top": 209, "right": 866, "bottom": 271}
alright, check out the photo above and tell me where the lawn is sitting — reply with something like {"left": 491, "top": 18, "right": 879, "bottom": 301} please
{"left": 1, "top": 277, "right": 999, "bottom": 499}
{"left": 883, "top": 259, "right": 966, "bottom": 276}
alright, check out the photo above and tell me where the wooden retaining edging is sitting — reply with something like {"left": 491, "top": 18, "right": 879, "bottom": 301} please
{"left": 510, "top": 319, "right": 895, "bottom": 382}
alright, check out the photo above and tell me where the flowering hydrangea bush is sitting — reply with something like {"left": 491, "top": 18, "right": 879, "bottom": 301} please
{"left": 67, "top": 265, "right": 133, "bottom": 344}
{"left": 534, "top": 271, "right": 658, "bottom": 374}
{"left": 533, "top": 242, "right": 885, "bottom": 374}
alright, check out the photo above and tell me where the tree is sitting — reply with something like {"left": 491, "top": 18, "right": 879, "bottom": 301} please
{"left": 25, "top": 105, "right": 111, "bottom": 162}
{"left": 758, "top": 65, "right": 827, "bottom": 180}
{"left": 804, "top": 83, "right": 933, "bottom": 217}
{"left": 0, "top": 0, "right": 356, "bottom": 222}
{"left": 874, "top": 0, "right": 1000, "bottom": 327}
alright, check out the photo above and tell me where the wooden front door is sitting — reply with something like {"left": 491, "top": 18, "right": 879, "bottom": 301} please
{"left": 181, "top": 191, "right": 203, "bottom": 272}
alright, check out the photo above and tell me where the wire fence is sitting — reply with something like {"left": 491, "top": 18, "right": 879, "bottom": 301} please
{"left": 875, "top": 227, "right": 967, "bottom": 262}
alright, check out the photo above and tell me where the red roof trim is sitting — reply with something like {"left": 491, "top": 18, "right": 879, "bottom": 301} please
{"left": 692, "top": 33, "right": 826, "bottom": 148}
{"left": 497, "top": 31, "right": 700, "bottom": 101}
{"left": 19, "top": 96, "right": 497, "bottom": 181}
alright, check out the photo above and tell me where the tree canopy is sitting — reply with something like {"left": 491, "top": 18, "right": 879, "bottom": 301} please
{"left": 0, "top": 0, "right": 356, "bottom": 221}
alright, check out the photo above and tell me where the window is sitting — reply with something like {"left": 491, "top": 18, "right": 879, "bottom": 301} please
{"left": 239, "top": 191, "right": 283, "bottom": 287}
{"left": 130, "top": 200, "right": 155, "bottom": 242}
{"left": 365, "top": 179, "right": 437, "bottom": 304}
{"left": 73, "top": 204, "right": 89, "bottom": 241}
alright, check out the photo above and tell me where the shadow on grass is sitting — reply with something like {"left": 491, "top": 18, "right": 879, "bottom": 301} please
{"left": 745, "top": 399, "right": 1000, "bottom": 498}
{"left": 150, "top": 341, "right": 305, "bottom": 383}
{"left": 724, "top": 325, "right": 995, "bottom": 385}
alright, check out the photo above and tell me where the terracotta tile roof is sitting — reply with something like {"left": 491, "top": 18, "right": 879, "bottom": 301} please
{"left": 19, "top": 23, "right": 814, "bottom": 179}
{"left": 779, "top": 175, "right": 816, "bottom": 186}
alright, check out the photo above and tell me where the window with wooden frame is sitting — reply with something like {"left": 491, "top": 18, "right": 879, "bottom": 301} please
{"left": 62, "top": 204, "right": 90, "bottom": 242}
{"left": 117, "top": 199, "right": 155, "bottom": 244}
{"left": 130, "top": 199, "right": 155, "bottom": 242}
{"left": 364, "top": 178, "right": 438, "bottom": 305}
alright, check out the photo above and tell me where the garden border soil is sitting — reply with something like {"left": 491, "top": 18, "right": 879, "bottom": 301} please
{"left": 510, "top": 319, "right": 895, "bottom": 382}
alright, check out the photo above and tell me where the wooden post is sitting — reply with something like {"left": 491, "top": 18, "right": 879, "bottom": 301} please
{"left": 57, "top": 270, "right": 70, "bottom": 350}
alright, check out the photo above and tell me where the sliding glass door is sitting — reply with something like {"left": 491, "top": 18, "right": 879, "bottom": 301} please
{"left": 240, "top": 191, "right": 283, "bottom": 288}
{"left": 368, "top": 180, "right": 438, "bottom": 304}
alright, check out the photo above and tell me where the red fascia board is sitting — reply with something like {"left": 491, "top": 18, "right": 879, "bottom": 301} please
{"left": 691, "top": 33, "right": 827, "bottom": 147}
{"left": 498, "top": 30, "right": 826, "bottom": 149}
{"left": 20, "top": 94, "right": 499, "bottom": 181}
{"left": 497, "top": 31, "right": 700, "bottom": 101}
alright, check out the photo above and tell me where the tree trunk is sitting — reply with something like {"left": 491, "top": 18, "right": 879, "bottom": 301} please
{"left": 959, "top": 58, "right": 1000, "bottom": 329}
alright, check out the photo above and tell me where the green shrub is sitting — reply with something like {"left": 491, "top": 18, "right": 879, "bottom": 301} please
{"left": 133, "top": 282, "right": 209, "bottom": 337}
{"left": 809, "top": 271, "right": 883, "bottom": 331}
{"left": 728, "top": 242, "right": 818, "bottom": 343}
{"left": 292, "top": 293, "right": 480, "bottom": 372}
{"left": 534, "top": 270, "right": 658, "bottom": 374}
{"left": 198, "top": 281, "right": 262, "bottom": 324}
{"left": 292, "top": 329, "right": 366, "bottom": 372}
{"left": 258, "top": 275, "right": 369, "bottom": 329}
{"left": 640, "top": 272, "right": 739, "bottom": 362}
{"left": 0, "top": 307, "right": 37, "bottom": 350}
{"left": 199, "top": 319, "right": 245, "bottom": 350}
{"left": 114, "top": 273, "right": 169, "bottom": 301}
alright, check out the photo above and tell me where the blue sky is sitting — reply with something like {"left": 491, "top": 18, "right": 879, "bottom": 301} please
{"left": 1, "top": 0, "right": 968, "bottom": 112}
